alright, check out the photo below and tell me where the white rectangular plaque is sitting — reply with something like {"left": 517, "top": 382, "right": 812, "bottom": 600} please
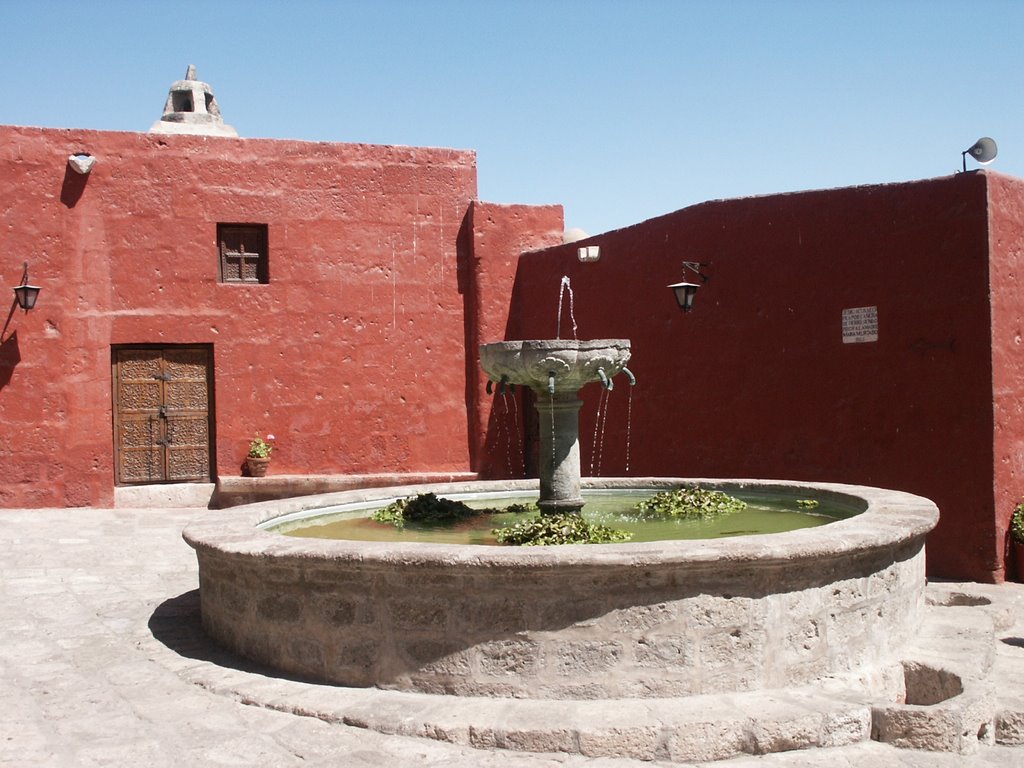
{"left": 842, "top": 306, "right": 878, "bottom": 344}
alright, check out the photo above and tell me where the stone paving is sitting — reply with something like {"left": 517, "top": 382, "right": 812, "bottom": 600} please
{"left": 3, "top": 505, "right": 1024, "bottom": 767}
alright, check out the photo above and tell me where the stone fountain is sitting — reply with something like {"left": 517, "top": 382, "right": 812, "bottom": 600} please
{"left": 183, "top": 334, "right": 951, "bottom": 760}
{"left": 479, "top": 339, "right": 632, "bottom": 514}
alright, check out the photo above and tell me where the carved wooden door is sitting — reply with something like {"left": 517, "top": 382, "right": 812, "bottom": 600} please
{"left": 113, "top": 346, "right": 214, "bottom": 484}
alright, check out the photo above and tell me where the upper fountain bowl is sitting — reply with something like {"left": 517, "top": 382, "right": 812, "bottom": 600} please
{"left": 480, "top": 339, "right": 631, "bottom": 393}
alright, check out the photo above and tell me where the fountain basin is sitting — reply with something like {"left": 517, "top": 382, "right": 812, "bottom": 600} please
{"left": 479, "top": 339, "right": 631, "bottom": 392}
{"left": 183, "top": 477, "right": 938, "bottom": 700}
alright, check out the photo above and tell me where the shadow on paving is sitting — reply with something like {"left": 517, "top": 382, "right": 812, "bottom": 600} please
{"left": 148, "top": 590, "right": 321, "bottom": 685}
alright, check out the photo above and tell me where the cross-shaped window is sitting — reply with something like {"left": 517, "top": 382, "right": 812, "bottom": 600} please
{"left": 218, "top": 224, "right": 268, "bottom": 283}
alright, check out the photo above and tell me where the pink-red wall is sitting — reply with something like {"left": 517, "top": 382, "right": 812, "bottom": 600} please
{"left": 4, "top": 121, "right": 1023, "bottom": 583}
{"left": 0, "top": 125, "right": 478, "bottom": 506}
{"left": 498, "top": 172, "right": 1015, "bottom": 581}
{"left": 989, "top": 174, "right": 1024, "bottom": 578}
{"left": 458, "top": 201, "right": 565, "bottom": 475}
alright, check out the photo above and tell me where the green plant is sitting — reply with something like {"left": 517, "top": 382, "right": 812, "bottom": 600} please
{"left": 629, "top": 486, "right": 746, "bottom": 520}
{"left": 1011, "top": 503, "right": 1024, "bottom": 544}
{"left": 797, "top": 499, "right": 820, "bottom": 509}
{"left": 248, "top": 434, "right": 275, "bottom": 458}
{"left": 493, "top": 513, "right": 631, "bottom": 546}
{"left": 371, "top": 493, "right": 480, "bottom": 529}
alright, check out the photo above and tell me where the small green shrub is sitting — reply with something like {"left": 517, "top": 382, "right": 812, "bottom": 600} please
{"left": 371, "top": 494, "right": 536, "bottom": 529}
{"left": 371, "top": 493, "right": 479, "bottom": 529}
{"left": 494, "top": 513, "right": 632, "bottom": 546}
{"left": 629, "top": 486, "right": 746, "bottom": 520}
{"left": 1011, "top": 503, "right": 1024, "bottom": 544}
{"left": 502, "top": 502, "right": 539, "bottom": 516}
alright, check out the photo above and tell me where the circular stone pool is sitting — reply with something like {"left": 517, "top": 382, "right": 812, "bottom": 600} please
{"left": 270, "top": 487, "right": 864, "bottom": 544}
{"left": 183, "top": 477, "right": 938, "bottom": 699}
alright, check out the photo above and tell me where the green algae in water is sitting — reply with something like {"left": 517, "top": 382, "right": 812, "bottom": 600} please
{"left": 278, "top": 488, "right": 861, "bottom": 545}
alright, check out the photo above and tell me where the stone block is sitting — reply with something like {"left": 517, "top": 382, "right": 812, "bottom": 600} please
{"left": 687, "top": 595, "right": 756, "bottom": 630}
{"left": 613, "top": 601, "right": 678, "bottom": 633}
{"left": 665, "top": 719, "right": 751, "bottom": 762}
{"left": 554, "top": 641, "right": 622, "bottom": 675}
{"left": 206, "top": 582, "right": 250, "bottom": 617}
{"left": 286, "top": 638, "right": 324, "bottom": 670}
{"left": 996, "top": 708, "right": 1024, "bottom": 744}
{"left": 783, "top": 617, "right": 824, "bottom": 660}
{"left": 454, "top": 597, "right": 526, "bottom": 634}
{"left": 531, "top": 598, "right": 606, "bottom": 629}
{"left": 330, "top": 639, "right": 379, "bottom": 679}
{"left": 820, "top": 707, "right": 872, "bottom": 747}
{"left": 501, "top": 727, "right": 578, "bottom": 754}
{"left": 633, "top": 634, "right": 694, "bottom": 667}
{"left": 388, "top": 598, "right": 448, "bottom": 630}
{"left": 701, "top": 627, "right": 765, "bottom": 670}
{"left": 620, "top": 676, "right": 696, "bottom": 698}
{"left": 477, "top": 640, "right": 541, "bottom": 677}
{"left": 750, "top": 710, "right": 823, "bottom": 754}
{"left": 871, "top": 692, "right": 994, "bottom": 754}
{"left": 828, "top": 576, "right": 868, "bottom": 608}
{"left": 578, "top": 726, "right": 662, "bottom": 760}
{"left": 255, "top": 594, "right": 301, "bottom": 623}
{"left": 402, "top": 639, "right": 471, "bottom": 676}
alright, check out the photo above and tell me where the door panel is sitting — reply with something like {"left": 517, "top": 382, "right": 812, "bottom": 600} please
{"left": 113, "top": 346, "right": 214, "bottom": 485}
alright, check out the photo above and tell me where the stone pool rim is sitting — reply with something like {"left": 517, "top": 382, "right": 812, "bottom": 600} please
{"left": 182, "top": 476, "right": 939, "bottom": 699}
{"left": 183, "top": 476, "right": 936, "bottom": 568}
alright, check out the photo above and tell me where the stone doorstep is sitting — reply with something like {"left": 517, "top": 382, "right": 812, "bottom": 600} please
{"left": 112, "top": 473, "right": 481, "bottom": 509}
{"left": 212, "top": 472, "right": 480, "bottom": 508}
{"left": 115, "top": 483, "right": 216, "bottom": 509}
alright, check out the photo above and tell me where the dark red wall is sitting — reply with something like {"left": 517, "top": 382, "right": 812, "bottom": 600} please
{"left": 0, "top": 125, "right": 477, "bottom": 506}
{"left": 500, "top": 172, "right": 1011, "bottom": 581}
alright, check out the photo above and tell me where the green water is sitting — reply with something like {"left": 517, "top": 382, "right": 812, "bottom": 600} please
{"left": 277, "top": 488, "right": 862, "bottom": 545}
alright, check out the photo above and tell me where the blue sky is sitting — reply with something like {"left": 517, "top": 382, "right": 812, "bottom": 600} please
{"left": 4, "top": 1, "right": 1022, "bottom": 235}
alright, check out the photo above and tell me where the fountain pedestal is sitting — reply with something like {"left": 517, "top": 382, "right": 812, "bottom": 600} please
{"left": 479, "top": 339, "right": 631, "bottom": 515}
{"left": 536, "top": 393, "right": 585, "bottom": 514}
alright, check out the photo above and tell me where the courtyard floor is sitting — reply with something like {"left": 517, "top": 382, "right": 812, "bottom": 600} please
{"left": 2, "top": 504, "right": 1024, "bottom": 767}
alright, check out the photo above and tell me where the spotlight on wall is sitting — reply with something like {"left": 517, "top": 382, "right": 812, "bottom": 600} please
{"left": 577, "top": 245, "right": 600, "bottom": 263}
{"left": 667, "top": 261, "right": 709, "bottom": 312}
{"left": 67, "top": 153, "right": 96, "bottom": 175}
{"left": 12, "top": 262, "right": 41, "bottom": 312}
{"left": 962, "top": 137, "right": 997, "bottom": 172}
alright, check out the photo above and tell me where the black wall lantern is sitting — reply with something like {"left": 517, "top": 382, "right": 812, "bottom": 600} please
{"left": 667, "top": 261, "right": 709, "bottom": 312}
{"left": 12, "top": 262, "right": 41, "bottom": 312}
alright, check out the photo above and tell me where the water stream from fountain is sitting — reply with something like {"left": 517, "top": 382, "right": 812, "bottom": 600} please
{"left": 590, "top": 387, "right": 612, "bottom": 476}
{"left": 497, "top": 392, "right": 515, "bottom": 477}
{"left": 596, "top": 388, "right": 611, "bottom": 475}
{"left": 625, "top": 387, "right": 633, "bottom": 473}
{"left": 556, "top": 275, "right": 578, "bottom": 340}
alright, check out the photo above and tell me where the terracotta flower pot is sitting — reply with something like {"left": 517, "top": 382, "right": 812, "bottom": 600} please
{"left": 246, "top": 456, "right": 271, "bottom": 477}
